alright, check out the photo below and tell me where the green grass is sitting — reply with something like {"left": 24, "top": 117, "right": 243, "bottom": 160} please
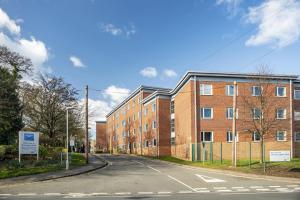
{"left": 0, "top": 153, "right": 86, "bottom": 179}
{"left": 152, "top": 156, "right": 300, "bottom": 177}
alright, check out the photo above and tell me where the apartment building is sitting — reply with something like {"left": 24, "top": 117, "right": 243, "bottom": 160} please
{"left": 105, "top": 71, "right": 300, "bottom": 161}
{"left": 106, "top": 86, "right": 171, "bottom": 156}
{"left": 95, "top": 121, "right": 107, "bottom": 152}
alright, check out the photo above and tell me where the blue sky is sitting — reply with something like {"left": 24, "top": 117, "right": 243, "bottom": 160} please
{"left": 1, "top": 0, "right": 300, "bottom": 126}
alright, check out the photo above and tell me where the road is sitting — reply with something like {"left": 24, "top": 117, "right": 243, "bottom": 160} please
{"left": 0, "top": 154, "right": 300, "bottom": 200}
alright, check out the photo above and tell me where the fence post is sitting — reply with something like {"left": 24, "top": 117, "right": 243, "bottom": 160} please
{"left": 249, "top": 142, "right": 251, "bottom": 168}
{"left": 220, "top": 142, "right": 223, "bottom": 164}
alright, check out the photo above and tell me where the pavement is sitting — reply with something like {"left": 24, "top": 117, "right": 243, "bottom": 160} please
{"left": 0, "top": 154, "right": 107, "bottom": 187}
{"left": 0, "top": 154, "right": 299, "bottom": 200}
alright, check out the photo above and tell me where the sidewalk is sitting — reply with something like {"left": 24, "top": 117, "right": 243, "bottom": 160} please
{"left": 0, "top": 154, "right": 108, "bottom": 187}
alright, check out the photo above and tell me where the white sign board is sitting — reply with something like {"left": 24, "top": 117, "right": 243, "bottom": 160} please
{"left": 270, "top": 151, "right": 290, "bottom": 162}
{"left": 70, "top": 140, "right": 75, "bottom": 147}
{"left": 19, "top": 131, "right": 39, "bottom": 154}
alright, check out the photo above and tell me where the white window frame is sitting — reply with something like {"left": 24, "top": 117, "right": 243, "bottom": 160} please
{"left": 144, "top": 124, "right": 148, "bottom": 132}
{"left": 276, "top": 108, "right": 286, "bottom": 119}
{"left": 201, "top": 131, "right": 214, "bottom": 142}
{"left": 276, "top": 86, "right": 286, "bottom": 97}
{"left": 226, "top": 131, "right": 239, "bottom": 142}
{"left": 295, "top": 90, "right": 300, "bottom": 100}
{"left": 200, "top": 84, "right": 213, "bottom": 95}
{"left": 252, "top": 132, "right": 261, "bottom": 142}
{"left": 201, "top": 107, "right": 213, "bottom": 119}
{"left": 276, "top": 131, "right": 287, "bottom": 141}
{"left": 252, "top": 86, "right": 262, "bottom": 96}
{"left": 144, "top": 108, "right": 148, "bottom": 116}
{"left": 152, "top": 103, "right": 156, "bottom": 112}
{"left": 122, "top": 120, "right": 126, "bottom": 127}
{"left": 295, "top": 111, "right": 300, "bottom": 121}
{"left": 152, "top": 121, "right": 157, "bottom": 129}
{"left": 225, "top": 85, "right": 238, "bottom": 96}
{"left": 295, "top": 132, "right": 300, "bottom": 142}
{"left": 253, "top": 108, "right": 262, "bottom": 119}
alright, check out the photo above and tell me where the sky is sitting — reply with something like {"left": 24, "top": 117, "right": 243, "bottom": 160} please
{"left": 1, "top": 0, "right": 300, "bottom": 136}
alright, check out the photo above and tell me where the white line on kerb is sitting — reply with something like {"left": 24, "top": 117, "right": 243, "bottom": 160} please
{"left": 90, "top": 193, "right": 109, "bottom": 195}
{"left": 269, "top": 186, "right": 281, "bottom": 188}
{"left": 167, "top": 175, "right": 197, "bottom": 192}
{"left": 17, "top": 193, "right": 37, "bottom": 196}
{"left": 157, "top": 191, "right": 172, "bottom": 194}
{"left": 138, "top": 192, "right": 154, "bottom": 194}
{"left": 287, "top": 185, "right": 299, "bottom": 187}
{"left": 44, "top": 193, "right": 62, "bottom": 196}
{"left": 147, "top": 166, "right": 161, "bottom": 173}
{"left": 115, "top": 192, "right": 131, "bottom": 195}
{"left": 178, "top": 190, "right": 193, "bottom": 193}
{"left": 0, "top": 194, "right": 11, "bottom": 196}
{"left": 250, "top": 186, "right": 263, "bottom": 189}
{"left": 216, "top": 190, "right": 232, "bottom": 192}
{"left": 232, "top": 187, "right": 244, "bottom": 189}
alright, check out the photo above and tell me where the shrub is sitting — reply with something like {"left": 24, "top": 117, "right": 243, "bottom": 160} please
{"left": 39, "top": 145, "right": 48, "bottom": 159}
{"left": 0, "top": 145, "right": 5, "bottom": 160}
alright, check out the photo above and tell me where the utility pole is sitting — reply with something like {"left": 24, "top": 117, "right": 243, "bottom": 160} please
{"left": 232, "top": 81, "right": 237, "bottom": 167}
{"left": 85, "top": 85, "right": 89, "bottom": 164}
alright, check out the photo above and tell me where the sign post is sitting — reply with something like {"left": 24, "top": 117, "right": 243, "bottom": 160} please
{"left": 19, "top": 131, "right": 39, "bottom": 163}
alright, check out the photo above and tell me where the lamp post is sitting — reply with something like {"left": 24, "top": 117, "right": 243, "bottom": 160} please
{"left": 66, "top": 106, "right": 75, "bottom": 170}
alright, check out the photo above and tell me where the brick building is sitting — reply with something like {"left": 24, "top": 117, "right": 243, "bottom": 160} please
{"left": 95, "top": 121, "right": 107, "bottom": 152}
{"left": 106, "top": 72, "right": 300, "bottom": 161}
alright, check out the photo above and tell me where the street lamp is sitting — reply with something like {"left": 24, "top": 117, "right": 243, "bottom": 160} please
{"left": 66, "top": 106, "right": 75, "bottom": 170}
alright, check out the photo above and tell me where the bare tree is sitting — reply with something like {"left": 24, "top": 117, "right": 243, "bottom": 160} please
{"left": 241, "top": 66, "right": 290, "bottom": 163}
{"left": 125, "top": 118, "right": 137, "bottom": 154}
{"left": 144, "top": 119, "right": 155, "bottom": 156}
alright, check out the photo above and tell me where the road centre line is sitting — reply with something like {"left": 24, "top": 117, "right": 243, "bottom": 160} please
{"left": 147, "top": 166, "right": 162, "bottom": 173}
{"left": 167, "top": 175, "right": 197, "bottom": 192}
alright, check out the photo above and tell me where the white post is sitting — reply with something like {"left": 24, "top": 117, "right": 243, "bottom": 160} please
{"left": 37, "top": 132, "right": 39, "bottom": 161}
{"left": 232, "top": 81, "right": 237, "bottom": 167}
{"left": 66, "top": 109, "right": 69, "bottom": 170}
{"left": 19, "top": 132, "right": 21, "bottom": 163}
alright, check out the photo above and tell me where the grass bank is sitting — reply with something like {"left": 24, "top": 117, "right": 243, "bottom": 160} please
{"left": 0, "top": 153, "right": 86, "bottom": 179}
{"left": 152, "top": 156, "right": 300, "bottom": 178}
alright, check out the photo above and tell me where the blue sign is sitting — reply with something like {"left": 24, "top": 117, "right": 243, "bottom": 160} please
{"left": 24, "top": 133, "right": 34, "bottom": 141}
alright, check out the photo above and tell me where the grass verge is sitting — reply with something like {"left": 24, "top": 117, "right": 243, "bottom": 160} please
{"left": 0, "top": 153, "right": 86, "bottom": 179}
{"left": 151, "top": 156, "right": 300, "bottom": 178}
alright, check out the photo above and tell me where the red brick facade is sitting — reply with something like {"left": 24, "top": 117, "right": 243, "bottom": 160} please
{"left": 96, "top": 121, "right": 107, "bottom": 152}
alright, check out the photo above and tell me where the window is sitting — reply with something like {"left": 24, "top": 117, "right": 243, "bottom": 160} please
{"left": 138, "top": 97, "right": 141, "bottom": 103}
{"left": 277, "top": 131, "right": 286, "bottom": 141}
{"left": 170, "top": 137, "right": 175, "bottom": 145}
{"left": 200, "top": 84, "right": 213, "bottom": 95}
{"left": 201, "top": 107, "right": 213, "bottom": 119}
{"left": 122, "top": 107, "right": 126, "bottom": 115}
{"left": 128, "top": 117, "right": 131, "bottom": 123}
{"left": 252, "top": 132, "right": 261, "bottom": 142}
{"left": 153, "top": 139, "right": 157, "bottom": 146}
{"left": 296, "top": 132, "right": 300, "bottom": 142}
{"left": 122, "top": 131, "right": 127, "bottom": 138}
{"left": 116, "top": 124, "right": 119, "bottom": 129}
{"left": 152, "top": 103, "right": 156, "bottom": 112}
{"left": 201, "top": 131, "right": 213, "bottom": 142}
{"left": 226, "top": 107, "right": 233, "bottom": 119}
{"left": 116, "top": 113, "right": 119, "bottom": 119}
{"left": 127, "top": 104, "right": 130, "bottom": 110}
{"left": 170, "top": 119, "right": 175, "bottom": 132}
{"left": 112, "top": 115, "right": 115, "bottom": 121}
{"left": 226, "top": 85, "right": 238, "bottom": 96}
{"left": 139, "top": 126, "right": 142, "bottom": 133}
{"left": 295, "top": 90, "right": 300, "bottom": 100}
{"left": 122, "top": 120, "right": 126, "bottom": 126}
{"left": 170, "top": 101, "right": 174, "bottom": 114}
{"left": 253, "top": 108, "right": 262, "bottom": 119}
{"left": 144, "top": 108, "right": 148, "bottom": 116}
{"left": 133, "top": 142, "right": 136, "bottom": 148}
{"left": 295, "top": 111, "right": 300, "bottom": 121}
{"left": 152, "top": 121, "right": 157, "bottom": 129}
{"left": 276, "top": 108, "right": 286, "bottom": 119}
{"left": 144, "top": 140, "right": 148, "bottom": 147}
{"left": 133, "top": 129, "right": 136, "bottom": 135}
{"left": 138, "top": 112, "right": 141, "bottom": 119}
{"left": 227, "top": 131, "right": 239, "bottom": 142}
{"left": 133, "top": 114, "right": 136, "bottom": 121}
{"left": 252, "top": 86, "right": 262, "bottom": 96}
{"left": 276, "top": 87, "right": 286, "bottom": 97}
{"left": 144, "top": 124, "right": 148, "bottom": 132}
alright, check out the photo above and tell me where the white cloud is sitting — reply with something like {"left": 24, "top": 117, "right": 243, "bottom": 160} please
{"left": 0, "top": 8, "right": 50, "bottom": 79}
{"left": 216, "top": 0, "right": 243, "bottom": 16}
{"left": 0, "top": 8, "right": 20, "bottom": 35}
{"left": 100, "top": 23, "right": 136, "bottom": 38}
{"left": 70, "top": 56, "right": 85, "bottom": 68}
{"left": 245, "top": 0, "right": 300, "bottom": 48}
{"left": 140, "top": 67, "right": 157, "bottom": 78}
{"left": 163, "top": 69, "right": 177, "bottom": 78}
{"left": 103, "top": 85, "right": 130, "bottom": 106}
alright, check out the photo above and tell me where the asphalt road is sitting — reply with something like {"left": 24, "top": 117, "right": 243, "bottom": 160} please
{"left": 0, "top": 154, "right": 300, "bottom": 200}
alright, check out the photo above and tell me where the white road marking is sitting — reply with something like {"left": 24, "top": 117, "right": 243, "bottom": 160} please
{"left": 269, "top": 186, "right": 281, "bottom": 188}
{"left": 194, "top": 187, "right": 208, "bottom": 190}
{"left": 214, "top": 187, "right": 227, "bottom": 189}
{"left": 157, "top": 191, "right": 172, "bottom": 194}
{"left": 196, "top": 190, "right": 210, "bottom": 193}
{"left": 44, "top": 193, "right": 62, "bottom": 196}
{"left": 237, "top": 189, "right": 250, "bottom": 192}
{"left": 138, "top": 192, "right": 154, "bottom": 195}
{"left": 195, "top": 174, "right": 226, "bottom": 183}
{"left": 90, "top": 193, "right": 109, "bottom": 195}
{"left": 294, "top": 187, "right": 300, "bottom": 190}
{"left": 167, "top": 175, "right": 197, "bottom": 192}
{"left": 18, "top": 193, "right": 37, "bottom": 196}
{"left": 256, "top": 188, "right": 270, "bottom": 191}
{"left": 178, "top": 190, "right": 193, "bottom": 193}
{"left": 115, "top": 192, "right": 131, "bottom": 195}
{"left": 287, "top": 185, "right": 299, "bottom": 187}
{"left": 232, "top": 187, "right": 244, "bottom": 189}
{"left": 216, "top": 190, "right": 232, "bottom": 192}
{"left": 147, "top": 166, "right": 161, "bottom": 173}
{"left": 133, "top": 161, "right": 144, "bottom": 165}
{"left": 250, "top": 186, "right": 263, "bottom": 189}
